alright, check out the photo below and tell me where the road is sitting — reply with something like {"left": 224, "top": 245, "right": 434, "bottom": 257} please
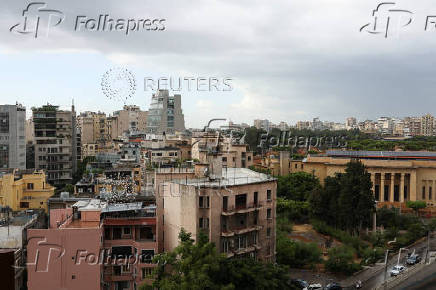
{"left": 394, "top": 261, "right": 436, "bottom": 290}
{"left": 356, "top": 236, "right": 436, "bottom": 290}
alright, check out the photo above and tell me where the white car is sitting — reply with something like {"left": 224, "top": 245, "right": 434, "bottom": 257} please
{"left": 308, "top": 283, "right": 323, "bottom": 290}
{"left": 390, "top": 265, "right": 406, "bottom": 276}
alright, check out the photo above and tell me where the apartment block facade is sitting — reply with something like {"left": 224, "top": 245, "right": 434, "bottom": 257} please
{"left": 32, "top": 105, "right": 77, "bottom": 185}
{"left": 0, "top": 170, "right": 55, "bottom": 212}
{"left": 157, "top": 166, "right": 276, "bottom": 262}
{"left": 0, "top": 104, "right": 26, "bottom": 170}
{"left": 146, "top": 90, "right": 185, "bottom": 134}
{"left": 27, "top": 200, "right": 158, "bottom": 290}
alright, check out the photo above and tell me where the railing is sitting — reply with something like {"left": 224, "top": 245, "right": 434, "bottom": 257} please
{"left": 222, "top": 202, "right": 262, "bottom": 214}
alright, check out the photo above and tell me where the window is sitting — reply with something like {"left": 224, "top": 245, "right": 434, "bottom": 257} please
{"left": 235, "top": 194, "right": 247, "bottom": 209}
{"left": 222, "top": 240, "right": 230, "bottom": 253}
{"left": 122, "top": 264, "right": 130, "bottom": 273}
{"left": 267, "top": 208, "right": 272, "bottom": 219}
{"left": 199, "top": 217, "right": 209, "bottom": 229}
{"left": 139, "top": 226, "right": 154, "bottom": 240}
{"left": 295, "top": 164, "right": 298, "bottom": 169}
{"left": 27, "top": 183, "right": 34, "bottom": 190}
{"left": 222, "top": 157, "right": 227, "bottom": 162}
{"left": 141, "top": 250, "right": 155, "bottom": 263}
{"left": 113, "top": 266, "right": 121, "bottom": 275}
{"left": 142, "top": 267, "right": 153, "bottom": 279}
{"left": 123, "top": 227, "right": 131, "bottom": 235}
{"left": 20, "top": 202, "right": 29, "bottom": 208}
{"left": 113, "top": 228, "right": 122, "bottom": 239}
{"left": 72, "top": 275, "right": 76, "bottom": 279}
{"left": 267, "top": 190, "right": 272, "bottom": 201}
{"left": 199, "top": 196, "right": 204, "bottom": 208}
{"left": 422, "top": 186, "right": 426, "bottom": 200}
{"left": 267, "top": 227, "right": 271, "bottom": 237}
{"left": 301, "top": 164, "right": 304, "bottom": 169}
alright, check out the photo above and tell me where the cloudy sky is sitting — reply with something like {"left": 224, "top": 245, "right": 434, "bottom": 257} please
{"left": 1, "top": 0, "right": 436, "bottom": 128}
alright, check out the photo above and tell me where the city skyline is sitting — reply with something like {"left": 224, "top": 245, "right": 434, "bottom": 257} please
{"left": 2, "top": 1, "right": 436, "bottom": 128}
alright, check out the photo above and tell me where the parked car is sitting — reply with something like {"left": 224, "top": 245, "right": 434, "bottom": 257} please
{"left": 406, "top": 254, "right": 421, "bottom": 265}
{"left": 308, "top": 283, "right": 323, "bottom": 290}
{"left": 291, "top": 279, "right": 309, "bottom": 290}
{"left": 324, "top": 282, "right": 342, "bottom": 290}
{"left": 390, "top": 265, "right": 406, "bottom": 276}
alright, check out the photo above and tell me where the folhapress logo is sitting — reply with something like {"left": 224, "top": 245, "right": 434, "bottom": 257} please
{"left": 10, "top": 2, "right": 166, "bottom": 38}
{"left": 10, "top": 2, "right": 65, "bottom": 38}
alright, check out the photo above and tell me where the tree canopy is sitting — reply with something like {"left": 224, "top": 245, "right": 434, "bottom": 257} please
{"left": 277, "top": 172, "right": 320, "bottom": 201}
{"left": 142, "top": 229, "right": 296, "bottom": 290}
{"left": 310, "top": 160, "right": 375, "bottom": 234}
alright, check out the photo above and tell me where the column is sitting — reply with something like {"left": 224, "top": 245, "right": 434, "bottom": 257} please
{"left": 400, "top": 173, "right": 405, "bottom": 203}
{"left": 390, "top": 173, "right": 395, "bottom": 202}
{"left": 433, "top": 180, "right": 436, "bottom": 201}
{"left": 410, "top": 171, "right": 417, "bottom": 201}
{"left": 370, "top": 173, "right": 376, "bottom": 194}
{"left": 380, "top": 173, "right": 385, "bottom": 201}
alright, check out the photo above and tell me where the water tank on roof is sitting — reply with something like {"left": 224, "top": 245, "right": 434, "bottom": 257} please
{"left": 60, "top": 191, "right": 69, "bottom": 199}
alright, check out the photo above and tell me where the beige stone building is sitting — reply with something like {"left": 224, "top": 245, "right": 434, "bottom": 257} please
{"left": 77, "top": 111, "right": 111, "bottom": 144}
{"left": 156, "top": 162, "right": 276, "bottom": 262}
{"left": 191, "top": 134, "right": 253, "bottom": 168}
{"left": 113, "top": 105, "right": 148, "bottom": 137}
{"left": 288, "top": 150, "right": 436, "bottom": 207}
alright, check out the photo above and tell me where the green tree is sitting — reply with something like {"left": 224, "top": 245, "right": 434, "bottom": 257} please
{"left": 406, "top": 200, "right": 427, "bottom": 215}
{"left": 277, "top": 172, "right": 320, "bottom": 201}
{"left": 310, "top": 161, "right": 375, "bottom": 234}
{"left": 276, "top": 233, "right": 321, "bottom": 268}
{"left": 325, "top": 246, "right": 361, "bottom": 274}
{"left": 62, "top": 184, "right": 74, "bottom": 194}
{"left": 144, "top": 229, "right": 295, "bottom": 290}
{"left": 309, "top": 176, "right": 341, "bottom": 227}
{"left": 337, "top": 161, "right": 375, "bottom": 234}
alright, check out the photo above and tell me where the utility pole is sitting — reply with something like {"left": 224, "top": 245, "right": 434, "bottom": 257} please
{"left": 383, "top": 249, "right": 389, "bottom": 290}
{"left": 425, "top": 230, "right": 430, "bottom": 264}
{"left": 384, "top": 238, "right": 397, "bottom": 290}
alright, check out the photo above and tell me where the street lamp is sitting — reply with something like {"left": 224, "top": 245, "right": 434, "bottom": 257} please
{"left": 383, "top": 238, "right": 397, "bottom": 290}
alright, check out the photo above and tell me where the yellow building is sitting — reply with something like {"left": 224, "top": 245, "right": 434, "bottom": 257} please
{"left": 0, "top": 170, "right": 55, "bottom": 212}
{"left": 288, "top": 151, "right": 436, "bottom": 207}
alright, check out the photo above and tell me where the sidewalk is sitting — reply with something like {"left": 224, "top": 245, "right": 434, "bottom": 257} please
{"left": 340, "top": 263, "right": 385, "bottom": 287}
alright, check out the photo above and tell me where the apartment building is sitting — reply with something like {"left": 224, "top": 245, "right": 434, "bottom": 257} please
{"left": 27, "top": 199, "right": 158, "bottom": 290}
{"left": 0, "top": 104, "right": 26, "bottom": 170}
{"left": 0, "top": 213, "right": 38, "bottom": 290}
{"left": 78, "top": 111, "right": 111, "bottom": 144}
{"left": 157, "top": 160, "right": 276, "bottom": 262}
{"left": 0, "top": 170, "right": 55, "bottom": 212}
{"left": 191, "top": 133, "right": 253, "bottom": 168}
{"left": 113, "top": 105, "right": 148, "bottom": 137}
{"left": 146, "top": 90, "right": 185, "bottom": 134}
{"left": 32, "top": 104, "right": 77, "bottom": 185}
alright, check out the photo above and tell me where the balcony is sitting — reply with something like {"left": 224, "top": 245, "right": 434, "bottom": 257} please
{"left": 222, "top": 202, "right": 262, "bottom": 216}
{"left": 221, "top": 225, "right": 261, "bottom": 237}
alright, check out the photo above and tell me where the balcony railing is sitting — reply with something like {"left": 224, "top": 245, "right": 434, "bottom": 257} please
{"left": 222, "top": 202, "right": 262, "bottom": 215}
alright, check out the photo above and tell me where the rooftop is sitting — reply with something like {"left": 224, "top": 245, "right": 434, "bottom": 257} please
{"left": 325, "top": 150, "right": 436, "bottom": 160}
{"left": 172, "top": 168, "right": 274, "bottom": 187}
